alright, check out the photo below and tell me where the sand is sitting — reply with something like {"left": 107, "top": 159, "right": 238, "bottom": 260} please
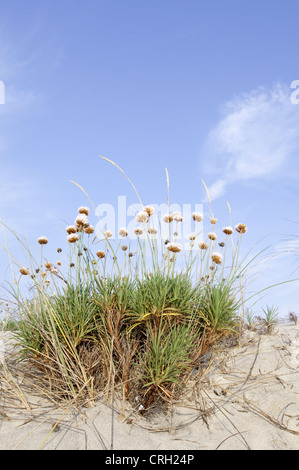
{"left": 0, "top": 323, "right": 299, "bottom": 450}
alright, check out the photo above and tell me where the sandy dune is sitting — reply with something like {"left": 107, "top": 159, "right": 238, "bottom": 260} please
{"left": 0, "top": 323, "right": 299, "bottom": 450}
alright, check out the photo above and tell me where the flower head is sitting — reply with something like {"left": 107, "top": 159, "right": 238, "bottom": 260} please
{"left": 222, "top": 226, "right": 234, "bottom": 235}
{"left": 67, "top": 233, "right": 79, "bottom": 243}
{"left": 135, "top": 210, "right": 149, "bottom": 223}
{"left": 211, "top": 252, "right": 223, "bottom": 265}
{"left": 144, "top": 205, "right": 155, "bottom": 216}
{"left": 163, "top": 213, "right": 173, "bottom": 223}
{"left": 189, "top": 233, "right": 196, "bottom": 241}
{"left": 235, "top": 223, "right": 248, "bottom": 234}
{"left": 210, "top": 217, "right": 218, "bottom": 225}
{"left": 118, "top": 227, "right": 128, "bottom": 237}
{"left": 208, "top": 232, "right": 217, "bottom": 241}
{"left": 148, "top": 227, "right": 158, "bottom": 235}
{"left": 166, "top": 242, "right": 183, "bottom": 253}
{"left": 134, "top": 226, "right": 143, "bottom": 236}
{"left": 103, "top": 230, "right": 113, "bottom": 238}
{"left": 84, "top": 225, "right": 95, "bottom": 234}
{"left": 37, "top": 236, "right": 48, "bottom": 245}
{"left": 66, "top": 225, "right": 77, "bottom": 234}
{"left": 96, "top": 251, "right": 106, "bottom": 259}
{"left": 19, "top": 267, "right": 29, "bottom": 276}
{"left": 172, "top": 211, "right": 183, "bottom": 222}
{"left": 75, "top": 214, "right": 89, "bottom": 229}
{"left": 78, "top": 206, "right": 90, "bottom": 216}
{"left": 199, "top": 241, "right": 208, "bottom": 250}
{"left": 192, "top": 212, "right": 203, "bottom": 222}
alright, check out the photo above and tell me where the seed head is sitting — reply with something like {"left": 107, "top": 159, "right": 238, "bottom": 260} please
{"left": 67, "top": 233, "right": 79, "bottom": 243}
{"left": 78, "top": 206, "right": 90, "bottom": 216}
{"left": 192, "top": 212, "right": 204, "bottom": 222}
{"left": 121, "top": 245, "right": 128, "bottom": 251}
{"left": 37, "top": 236, "right": 48, "bottom": 245}
{"left": 144, "top": 205, "right": 155, "bottom": 216}
{"left": 148, "top": 227, "right": 158, "bottom": 235}
{"left": 66, "top": 225, "right": 77, "bottom": 234}
{"left": 75, "top": 214, "right": 89, "bottom": 229}
{"left": 210, "top": 217, "right": 218, "bottom": 225}
{"left": 57, "top": 248, "right": 62, "bottom": 253}
{"left": 163, "top": 213, "right": 173, "bottom": 223}
{"left": 103, "top": 230, "right": 113, "bottom": 238}
{"left": 118, "top": 227, "right": 128, "bottom": 237}
{"left": 211, "top": 252, "right": 223, "bottom": 265}
{"left": 45, "top": 261, "right": 52, "bottom": 270}
{"left": 199, "top": 241, "right": 208, "bottom": 250}
{"left": 135, "top": 210, "right": 149, "bottom": 223}
{"left": 84, "top": 225, "right": 95, "bottom": 234}
{"left": 189, "top": 233, "right": 196, "bottom": 241}
{"left": 222, "top": 226, "right": 234, "bottom": 235}
{"left": 208, "top": 232, "right": 217, "bottom": 241}
{"left": 19, "top": 267, "right": 29, "bottom": 276}
{"left": 96, "top": 251, "right": 106, "bottom": 259}
{"left": 235, "top": 223, "right": 248, "bottom": 234}
{"left": 134, "top": 226, "right": 143, "bottom": 236}
{"left": 172, "top": 211, "right": 183, "bottom": 222}
{"left": 166, "top": 242, "right": 183, "bottom": 253}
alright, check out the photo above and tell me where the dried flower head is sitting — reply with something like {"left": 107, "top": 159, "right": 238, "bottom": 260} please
{"left": 70, "top": 263, "right": 75, "bottom": 268}
{"left": 144, "top": 205, "right": 155, "bottom": 216}
{"left": 103, "top": 230, "right": 113, "bottom": 238}
{"left": 67, "top": 233, "right": 79, "bottom": 243}
{"left": 189, "top": 233, "right": 196, "bottom": 241}
{"left": 75, "top": 214, "right": 89, "bottom": 229}
{"left": 57, "top": 248, "right": 62, "bottom": 253}
{"left": 51, "top": 268, "right": 59, "bottom": 274}
{"left": 222, "top": 226, "right": 234, "bottom": 235}
{"left": 78, "top": 206, "right": 90, "bottom": 216}
{"left": 211, "top": 252, "right": 223, "bottom": 265}
{"left": 166, "top": 242, "right": 183, "bottom": 253}
{"left": 44, "top": 279, "right": 50, "bottom": 286}
{"left": 192, "top": 212, "right": 204, "bottom": 222}
{"left": 84, "top": 225, "right": 95, "bottom": 234}
{"left": 41, "top": 271, "right": 47, "bottom": 277}
{"left": 121, "top": 245, "right": 128, "bottom": 251}
{"left": 118, "top": 227, "right": 128, "bottom": 237}
{"left": 19, "top": 267, "right": 29, "bottom": 276}
{"left": 135, "top": 210, "right": 149, "bottom": 223}
{"left": 218, "top": 242, "right": 225, "bottom": 247}
{"left": 208, "top": 232, "right": 217, "bottom": 241}
{"left": 134, "top": 226, "right": 143, "bottom": 236}
{"left": 209, "top": 217, "right": 217, "bottom": 225}
{"left": 57, "top": 261, "right": 62, "bottom": 266}
{"left": 163, "top": 213, "right": 173, "bottom": 223}
{"left": 148, "top": 227, "right": 158, "bottom": 235}
{"left": 172, "top": 211, "right": 183, "bottom": 222}
{"left": 66, "top": 225, "right": 77, "bottom": 234}
{"left": 45, "top": 261, "right": 52, "bottom": 270}
{"left": 37, "top": 236, "right": 48, "bottom": 245}
{"left": 128, "top": 252, "right": 134, "bottom": 258}
{"left": 199, "top": 241, "right": 208, "bottom": 250}
{"left": 96, "top": 251, "right": 106, "bottom": 259}
{"left": 235, "top": 223, "right": 248, "bottom": 234}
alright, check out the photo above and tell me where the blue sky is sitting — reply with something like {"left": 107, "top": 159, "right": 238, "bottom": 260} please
{"left": 0, "top": 0, "right": 299, "bottom": 317}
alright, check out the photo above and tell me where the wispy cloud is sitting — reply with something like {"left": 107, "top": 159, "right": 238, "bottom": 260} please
{"left": 201, "top": 83, "right": 299, "bottom": 200}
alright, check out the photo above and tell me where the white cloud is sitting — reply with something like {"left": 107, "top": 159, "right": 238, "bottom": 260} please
{"left": 202, "top": 83, "right": 299, "bottom": 200}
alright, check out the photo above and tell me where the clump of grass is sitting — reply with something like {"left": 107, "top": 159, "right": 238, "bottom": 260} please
{"left": 256, "top": 305, "right": 279, "bottom": 334}
{"left": 0, "top": 158, "right": 283, "bottom": 414}
{"left": 289, "top": 311, "right": 297, "bottom": 325}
